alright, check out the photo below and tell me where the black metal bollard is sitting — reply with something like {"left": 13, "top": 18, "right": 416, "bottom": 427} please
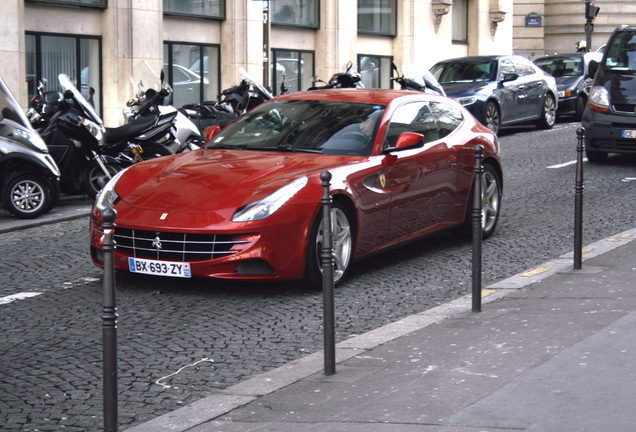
{"left": 101, "top": 207, "right": 118, "bottom": 432}
{"left": 574, "top": 127, "right": 585, "bottom": 270}
{"left": 320, "top": 170, "right": 336, "bottom": 376}
{"left": 472, "top": 145, "right": 484, "bottom": 313}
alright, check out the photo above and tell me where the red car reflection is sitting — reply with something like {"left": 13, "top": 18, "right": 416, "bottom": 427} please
{"left": 90, "top": 89, "right": 502, "bottom": 288}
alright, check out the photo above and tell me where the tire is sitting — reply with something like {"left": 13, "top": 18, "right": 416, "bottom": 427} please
{"left": 574, "top": 96, "right": 585, "bottom": 122}
{"left": 483, "top": 102, "right": 500, "bottom": 135}
{"left": 585, "top": 148, "right": 608, "bottom": 163}
{"left": 83, "top": 161, "right": 120, "bottom": 198}
{"left": 536, "top": 94, "right": 556, "bottom": 129}
{"left": 462, "top": 164, "right": 502, "bottom": 239}
{"left": 2, "top": 173, "right": 53, "bottom": 219}
{"left": 302, "top": 201, "right": 354, "bottom": 290}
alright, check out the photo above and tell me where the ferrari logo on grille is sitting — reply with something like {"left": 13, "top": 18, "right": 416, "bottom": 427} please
{"left": 152, "top": 236, "right": 163, "bottom": 251}
{"left": 160, "top": 213, "right": 168, "bottom": 220}
{"left": 379, "top": 174, "right": 386, "bottom": 189}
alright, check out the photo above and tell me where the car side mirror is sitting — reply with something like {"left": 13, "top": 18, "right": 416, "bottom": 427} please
{"left": 587, "top": 60, "right": 598, "bottom": 79}
{"left": 395, "top": 132, "right": 424, "bottom": 150}
{"left": 501, "top": 73, "right": 519, "bottom": 83}
{"left": 204, "top": 125, "right": 221, "bottom": 141}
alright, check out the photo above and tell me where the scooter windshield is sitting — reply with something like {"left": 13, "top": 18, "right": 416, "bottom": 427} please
{"left": 58, "top": 73, "right": 104, "bottom": 127}
{"left": 0, "top": 78, "right": 35, "bottom": 130}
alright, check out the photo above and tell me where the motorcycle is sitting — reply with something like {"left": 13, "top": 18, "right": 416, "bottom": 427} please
{"left": 180, "top": 67, "right": 273, "bottom": 134}
{"left": 0, "top": 77, "right": 61, "bottom": 219}
{"left": 391, "top": 61, "right": 446, "bottom": 96}
{"left": 119, "top": 62, "right": 203, "bottom": 154}
{"left": 27, "top": 73, "right": 124, "bottom": 198}
{"left": 308, "top": 61, "right": 364, "bottom": 90}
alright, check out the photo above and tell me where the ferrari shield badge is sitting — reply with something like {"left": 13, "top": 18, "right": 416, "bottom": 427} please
{"left": 379, "top": 174, "right": 386, "bottom": 189}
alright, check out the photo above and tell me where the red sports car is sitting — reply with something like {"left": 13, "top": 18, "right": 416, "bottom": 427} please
{"left": 90, "top": 89, "right": 502, "bottom": 288}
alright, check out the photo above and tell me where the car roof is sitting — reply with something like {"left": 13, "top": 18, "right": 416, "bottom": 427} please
{"left": 270, "top": 88, "right": 436, "bottom": 105}
{"left": 434, "top": 55, "right": 519, "bottom": 64}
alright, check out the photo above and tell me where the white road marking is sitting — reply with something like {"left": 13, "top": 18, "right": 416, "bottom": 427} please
{"left": 547, "top": 158, "right": 588, "bottom": 169}
{"left": 0, "top": 292, "right": 42, "bottom": 305}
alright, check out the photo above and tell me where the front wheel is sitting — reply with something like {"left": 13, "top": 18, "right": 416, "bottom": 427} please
{"left": 83, "top": 161, "right": 120, "bottom": 198}
{"left": 302, "top": 202, "right": 354, "bottom": 290}
{"left": 536, "top": 94, "right": 556, "bottom": 129}
{"left": 462, "top": 164, "right": 502, "bottom": 239}
{"left": 483, "top": 102, "right": 501, "bottom": 135}
{"left": 2, "top": 173, "right": 54, "bottom": 219}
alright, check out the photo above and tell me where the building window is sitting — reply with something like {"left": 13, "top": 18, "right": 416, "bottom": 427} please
{"left": 271, "top": 0, "right": 319, "bottom": 28}
{"left": 26, "top": 33, "right": 102, "bottom": 114}
{"left": 358, "top": 0, "right": 396, "bottom": 36}
{"left": 163, "top": 42, "right": 220, "bottom": 108}
{"left": 163, "top": 0, "right": 225, "bottom": 20}
{"left": 358, "top": 54, "right": 393, "bottom": 88}
{"left": 271, "top": 50, "right": 314, "bottom": 95}
{"left": 452, "top": 0, "right": 468, "bottom": 43}
{"left": 26, "top": 0, "right": 106, "bottom": 8}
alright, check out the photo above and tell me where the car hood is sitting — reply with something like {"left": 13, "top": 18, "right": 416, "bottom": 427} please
{"left": 438, "top": 81, "right": 493, "bottom": 98}
{"left": 597, "top": 71, "right": 636, "bottom": 105}
{"left": 555, "top": 76, "right": 581, "bottom": 91}
{"left": 116, "top": 149, "right": 356, "bottom": 212}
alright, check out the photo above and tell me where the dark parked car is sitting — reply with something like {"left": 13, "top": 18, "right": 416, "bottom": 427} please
{"left": 534, "top": 52, "right": 603, "bottom": 121}
{"left": 430, "top": 55, "right": 558, "bottom": 135}
{"left": 582, "top": 25, "right": 636, "bottom": 162}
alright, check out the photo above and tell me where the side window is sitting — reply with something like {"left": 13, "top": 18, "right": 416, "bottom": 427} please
{"left": 384, "top": 102, "right": 438, "bottom": 150}
{"left": 512, "top": 58, "right": 535, "bottom": 77}
{"left": 499, "top": 58, "right": 515, "bottom": 79}
{"left": 429, "top": 101, "right": 464, "bottom": 139}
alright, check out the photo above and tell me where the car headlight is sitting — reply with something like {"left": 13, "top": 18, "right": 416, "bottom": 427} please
{"left": 233, "top": 176, "right": 308, "bottom": 222}
{"left": 457, "top": 96, "right": 477, "bottom": 106}
{"left": 588, "top": 86, "right": 610, "bottom": 112}
{"left": 95, "top": 167, "right": 129, "bottom": 211}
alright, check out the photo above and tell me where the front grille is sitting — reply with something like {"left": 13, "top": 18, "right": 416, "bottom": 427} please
{"left": 613, "top": 104, "right": 636, "bottom": 115}
{"left": 114, "top": 228, "right": 246, "bottom": 262}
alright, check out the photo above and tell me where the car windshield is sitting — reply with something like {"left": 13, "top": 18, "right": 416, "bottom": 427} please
{"left": 431, "top": 60, "right": 497, "bottom": 84}
{"left": 604, "top": 30, "right": 636, "bottom": 71}
{"left": 534, "top": 56, "right": 584, "bottom": 77}
{"left": 206, "top": 100, "right": 386, "bottom": 156}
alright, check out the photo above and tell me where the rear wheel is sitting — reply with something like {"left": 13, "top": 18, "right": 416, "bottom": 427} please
{"left": 302, "top": 202, "right": 354, "bottom": 290}
{"left": 462, "top": 164, "right": 502, "bottom": 239}
{"left": 536, "top": 94, "right": 556, "bottom": 129}
{"left": 2, "top": 173, "right": 53, "bottom": 219}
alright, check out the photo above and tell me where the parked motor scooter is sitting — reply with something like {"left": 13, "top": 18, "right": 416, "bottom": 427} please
{"left": 308, "top": 61, "right": 365, "bottom": 90}
{"left": 391, "top": 61, "right": 446, "bottom": 96}
{"left": 120, "top": 62, "right": 203, "bottom": 153}
{"left": 27, "top": 74, "right": 120, "bottom": 198}
{"left": 181, "top": 67, "right": 273, "bottom": 134}
{"left": 0, "top": 77, "right": 61, "bottom": 219}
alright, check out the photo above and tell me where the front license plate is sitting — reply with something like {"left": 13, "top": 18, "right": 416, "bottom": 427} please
{"left": 622, "top": 130, "right": 636, "bottom": 139}
{"left": 128, "top": 257, "right": 191, "bottom": 278}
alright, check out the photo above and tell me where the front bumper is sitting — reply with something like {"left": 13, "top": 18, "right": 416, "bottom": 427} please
{"left": 582, "top": 108, "right": 636, "bottom": 154}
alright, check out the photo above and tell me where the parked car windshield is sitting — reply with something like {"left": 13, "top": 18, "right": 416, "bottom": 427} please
{"left": 604, "top": 30, "right": 636, "bottom": 71}
{"left": 206, "top": 100, "right": 386, "bottom": 156}
{"left": 431, "top": 60, "right": 497, "bottom": 84}
{"left": 534, "top": 56, "right": 584, "bottom": 77}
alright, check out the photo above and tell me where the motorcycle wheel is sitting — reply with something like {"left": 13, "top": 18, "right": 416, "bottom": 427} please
{"left": 2, "top": 173, "right": 53, "bottom": 219}
{"left": 83, "top": 161, "right": 120, "bottom": 199}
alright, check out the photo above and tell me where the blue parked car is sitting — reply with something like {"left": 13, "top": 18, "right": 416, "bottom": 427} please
{"left": 430, "top": 55, "right": 558, "bottom": 135}
{"left": 534, "top": 52, "right": 603, "bottom": 121}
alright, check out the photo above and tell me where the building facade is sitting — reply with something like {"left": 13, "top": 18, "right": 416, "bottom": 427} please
{"left": 513, "top": 0, "right": 636, "bottom": 59}
{"left": 3, "top": 0, "right": 513, "bottom": 126}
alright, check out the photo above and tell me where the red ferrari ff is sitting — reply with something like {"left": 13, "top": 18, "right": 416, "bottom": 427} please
{"left": 90, "top": 89, "right": 502, "bottom": 288}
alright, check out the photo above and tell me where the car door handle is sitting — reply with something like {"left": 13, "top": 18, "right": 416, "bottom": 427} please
{"left": 518, "top": 85, "right": 525, "bottom": 90}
